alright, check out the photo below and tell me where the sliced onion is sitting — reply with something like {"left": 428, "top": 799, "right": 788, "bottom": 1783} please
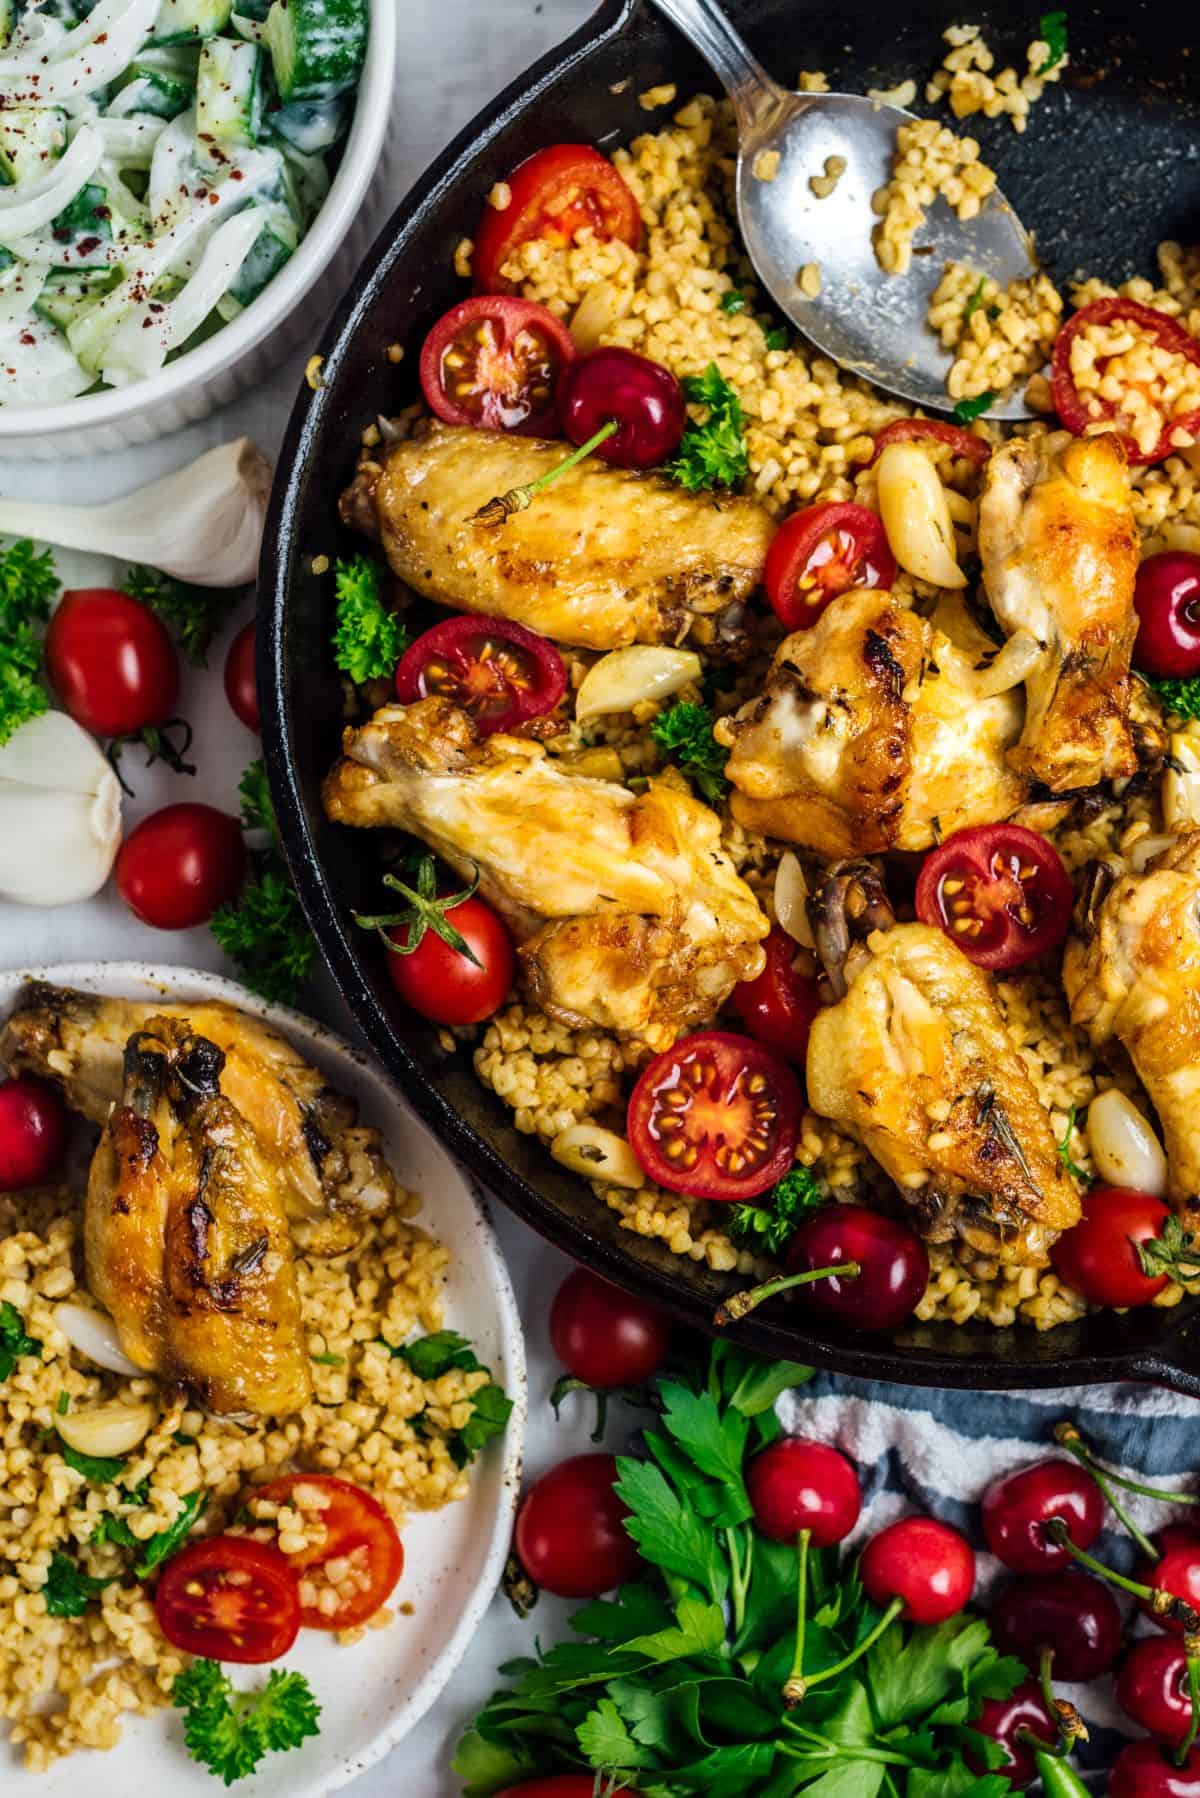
{"left": 0, "top": 126, "right": 102, "bottom": 238}
{"left": 1086, "top": 1088, "right": 1168, "bottom": 1196}
{"left": 774, "top": 851, "right": 815, "bottom": 948}
{"left": 576, "top": 646, "right": 702, "bottom": 721}
{"left": 58, "top": 1398, "right": 156, "bottom": 1459}
{"left": 53, "top": 1301, "right": 145, "bottom": 1377}
{"left": 551, "top": 1123, "right": 646, "bottom": 1188}
{"left": 938, "top": 627, "right": 1045, "bottom": 699}
{"left": 1164, "top": 734, "right": 1200, "bottom": 833}
{"left": 0, "top": 0, "right": 159, "bottom": 102}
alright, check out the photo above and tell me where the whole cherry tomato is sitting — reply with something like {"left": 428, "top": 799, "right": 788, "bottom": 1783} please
{"left": 497, "top": 1782, "right": 634, "bottom": 1798}
{"left": 419, "top": 295, "right": 577, "bottom": 435}
{"left": 914, "top": 823, "right": 1074, "bottom": 971}
{"left": 514, "top": 1453, "right": 639, "bottom": 1598}
{"left": 746, "top": 1437, "right": 862, "bottom": 1547}
{"left": 859, "top": 1515, "right": 975, "bottom": 1624}
{"left": 1050, "top": 1186, "right": 1173, "bottom": 1308}
{"left": 45, "top": 587, "right": 179, "bottom": 739}
{"left": 381, "top": 888, "right": 514, "bottom": 1027}
{"left": 0, "top": 1076, "right": 67, "bottom": 1192}
{"left": 764, "top": 501, "right": 896, "bottom": 632}
{"left": 1133, "top": 551, "right": 1200, "bottom": 679}
{"left": 785, "top": 1202, "right": 929, "bottom": 1331}
{"left": 474, "top": 144, "right": 642, "bottom": 294}
{"left": 224, "top": 620, "right": 260, "bottom": 731}
{"left": 559, "top": 347, "right": 686, "bottom": 469}
{"left": 980, "top": 1457, "right": 1104, "bottom": 1574}
{"left": 549, "top": 1268, "right": 671, "bottom": 1390}
{"left": 115, "top": 803, "right": 245, "bottom": 930}
{"left": 154, "top": 1536, "right": 300, "bottom": 1664}
{"left": 730, "top": 926, "right": 822, "bottom": 1066}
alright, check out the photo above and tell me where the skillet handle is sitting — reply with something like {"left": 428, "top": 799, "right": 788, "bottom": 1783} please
{"left": 1132, "top": 1319, "right": 1200, "bottom": 1399}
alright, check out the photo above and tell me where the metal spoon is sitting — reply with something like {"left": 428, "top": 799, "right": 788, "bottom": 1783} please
{"left": 645, "top": 0, "right": 1039, "bottom": 420}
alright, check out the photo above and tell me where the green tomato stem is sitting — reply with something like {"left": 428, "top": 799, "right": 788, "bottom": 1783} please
{"left": 714, "top": 1262, "right": 861, "bottom": 1327}
{"left": 472, "top": 420, "right": 620, "bottom": 525}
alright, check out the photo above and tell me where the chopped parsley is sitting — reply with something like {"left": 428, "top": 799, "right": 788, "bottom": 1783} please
{"left": 311, "top": 1351, "right": 344, "bottom": 1367}
{"left": 963, "top": 276, "right": 989, "bottom": 321}
{"left": 134, "top": 1490, "right": 207, "bottom": 1578}
{"left": 721, "top": 289, "right": 747, "bottom": 315}
{"left": 1147, "top": 674, "right": 1200, "bottom": 723}
{"left": 172, "top": 1658, "right": 321, "bottom": 1786}
{"left": 0, "top": 539, "right": 58, "bottom": 747}
{"left": 56, "top": 1390, "right": 70, "bottom": 1416}
{"left": 210, "top": 759, "right": 317, "bottom": 1007}
{"left": 1036, "top": 9, "right": 1069, "bottom": 73}
{"left": 331, "top": 554, "right": 409, "bottom": 684}
{"left": 763, "top": 325, "right": 789, "bottom": 352}
{"left": 124, "top": 565, "right": 237, "bottom": 667}
{"left": 0, "top": 1299, "right": 41, "bottom": 1382}
{"left": 666, "top": 364, "right": 750, "bottom": 492}
{"left": 952, "top": 390, "right": 996, "bottom": 425}
{"left": 729, "top": 1166, "right": 827, "bottom": 1256}
{"left": 650, "top": 700, "right": 729, "bottom": 805}
{"left": 386, "top": 1329, "right": 514, "bottom": 1469}
{"left": 43, "top": 1550, "right": 112, "bottom": 1618}
{"left": 1056, "top": 1104, "right": 1091, "bottom": 1186}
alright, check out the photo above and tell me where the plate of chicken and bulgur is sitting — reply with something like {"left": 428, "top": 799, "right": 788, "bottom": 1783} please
{"left": 0, "top": 963, "right": 524, "bottom": 1789}
{"left": 263, "top": 0, "right": 1200, "bottom": 1391}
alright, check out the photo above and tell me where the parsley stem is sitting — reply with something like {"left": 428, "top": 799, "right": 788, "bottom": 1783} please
{"left": 781, "top": 1527, "right": 810, "bottom": 1707}
{"left": 783, "top": 1595, "right": 903, "bottom": 1703}
{"left": 471, "top": 421, "right": 619, "bottom": 526}
{"left": 726, "top": 1523, "right": 752, "bottom": 1637}
{"left": 1055, "top": 1421, "right": 1200, "bottom": 1510}
{"left": 1043, "top": 1519, "right": 1200, "bottom": 1630}
{"left": 1177, "top": 1642, "right": 1200, "bottom": 1766}
{"left": 778, "top": 1730, "right": 916, "bottom": 1770}
{"left": 714, "top": 1262, "right": 860, "bottom": 1327}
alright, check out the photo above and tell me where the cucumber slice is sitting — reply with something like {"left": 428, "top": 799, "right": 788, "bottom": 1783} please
{"left": 0, "top": 0, "right": 13, "bottom": 50}
{"left": 232, "top": 0, "right": 272, "bottom": 17}
{"left": 153, "top": 0, "right": 233, "bottom": 45}
{"left": 215, "top": 202, "right": 295, "bottom": 318}
{"left": 0, "top": 109, "right": 68, "bottom": 187}
{"left": 196, "top": 37, "right": 264, "bottom": 151}
{"left": 50, "top": 182, "right": 112, "bottom": 249}
{"left": 267, "top": 93, "right": 352, "bottom": 155}
{"left": 264, "top": 0, "right": 367, "bottom": 103}
{"left": 107, "top": 70, "right": 195, "bottom": 121}
{"left": 33, "top": 265, "right": 122, "bottom": 333}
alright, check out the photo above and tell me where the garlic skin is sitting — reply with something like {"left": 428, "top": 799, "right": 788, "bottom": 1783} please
{"left": 0, "top": 438, "right": 270, "bottom": 588}
{"left": 0, "top": 711, "right": 122, "bottom": 906}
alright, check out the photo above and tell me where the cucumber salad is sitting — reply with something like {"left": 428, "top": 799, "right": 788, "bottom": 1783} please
{"left": 0, "top": 0, "right": 369, "bottom": 405}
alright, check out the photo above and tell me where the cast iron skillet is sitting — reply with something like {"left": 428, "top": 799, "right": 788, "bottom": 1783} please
{"left": 263, "top": 0, "right": 1200, "bottom": 1394}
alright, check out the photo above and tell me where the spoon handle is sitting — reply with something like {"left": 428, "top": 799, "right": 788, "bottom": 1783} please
{"left": 642, "top": 0, "right": 788, "bottom": 127}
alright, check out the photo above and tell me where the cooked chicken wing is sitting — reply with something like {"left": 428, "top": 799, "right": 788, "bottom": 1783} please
{"left": 1064, "top": 834, "right": 1200, "bottom": 1216}
{"left": 0, "top": 985, "right": 396, "bottom": 1254}
{"left": 86, "top": 1018, "right": 311, "bottom": 1416}
{"left": 322, "top": 696, "right": 768, "bottom": 1048}
{"left": 978, "top": 430, "right": 1139, "bottom": 791}
{"left": 340, "top": 422, "right": 774, "bottom": 655}
{"left": 720, "top": 589, "right": 1026, "bottom": 856}
{"left": 806, "top": 922, "right": 1079, "bottom": 1262}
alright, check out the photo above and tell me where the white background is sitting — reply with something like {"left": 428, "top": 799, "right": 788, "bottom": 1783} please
{"left": 0, "top": 1, "right": 621, "bottom": 1792}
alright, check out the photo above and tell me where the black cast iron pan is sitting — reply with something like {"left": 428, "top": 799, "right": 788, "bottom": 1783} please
{"left": 262, "top": 0, "right": 1200, "bottom": 1394}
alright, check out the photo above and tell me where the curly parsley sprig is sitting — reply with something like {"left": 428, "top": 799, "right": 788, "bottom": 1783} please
{"left": 650, "top": 700, "right": 729, "bottom": 805}
{"left": 210, "top": 760, "right": 317, "bottom": 1007}
{"left": 667, "top": 364, "right": 750, "bottom": 492}
{"left": 172, "top": 1659, "right": 320, "bottom": 1786}
{"left": 332, "top": 554, "right": 409, "bottom": 684}
{"left": 729, "top": 1167, "right": 828, "bottom": 1257}
{"left": 0, "top": 539, "right": 58, "bottom": 747}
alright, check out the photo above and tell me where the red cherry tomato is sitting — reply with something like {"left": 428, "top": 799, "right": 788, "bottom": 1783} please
{"left": 252, "top": 1473, "right": 404, "bottom": 1630}
{"left": 859, "top": 1515, "right": 974, "bottom": 1624}
{"left": 730, "top": 926, "right": 822, "bottom": 1066}
{"left": 382, "top": 890, "right": 514, "bottom": 1026}
{"left": 914, "top": 823, "right": 1074, "bottom": 971}
{"left": 115, "top": 803, "right": 245, "bottom": 930}
{"left": 514, "top": 1453, "right": 639, "bottom": 1598}
{"left": 154, "top": 1536, "right": 301, "bottom": 1664}
{"left": 745, "top": 1437, "right": 862, "bottom": 1547}
{"left": 1138, "top": 1526, "right": 1200, "bottom": 1638}
{"left": 1118, "top": 1636, "right": 1196, "bottom": 1746}
{"left": 990, "top": 1569, "right": 1122, "bottom": 1682}
{"left": 418, "top": 295, "right": 576, "bottom": 435}
{"left": 559, "top": 346, "right": 686, "bottom": 469}
{"left": 981, "top": 1456, "right": 1104, "bottom": 1575}
{"left": 871, "top": 416, "right": 991, "bottom": 469}
{"left": 785, "top": 1202, "right": 929, "bottom": 1331}
{"left": 626, "top": 1030, "right": 801, "bottom": 1202}
{"left": 498, "top": 1782, "right": 634, "bottom": 1798}
{"left": 1111, "top": 1740, "right": 1200, "bottom": 1798}
{"left": 224, "top": 620, "right": 260, "bottom": 731}
{"left": 1134, "top": 551, "right": 1200, "bottom": 678}
{"left": 549, "top": 1268, "right": 671, "bottom": 1390}
{"left": 44, "top": 587, "right": 179, "bottom": 739}
{"left": 1052, "top": 297, "right": 1200, "bottom": 465}
{"left": 474, "top": 144, "right": 642, "bottom": 295}
{"left": 764, "top": 502, "right": 896, "bottom": 632}
{"left": 969, "top": 1680, "right": 1059, "bottom": 1789}
{"left": 394, "top": 615, "right": 566, "bottom": 736}
{"left": 1050, "top": 1185, "right": 1173, "bottom": 1308}
{"left": 0, "top": 1076, "right": 67, "bottom": 1192}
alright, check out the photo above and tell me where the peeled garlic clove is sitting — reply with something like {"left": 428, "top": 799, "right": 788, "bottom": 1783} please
{"left": 774, "top": 851, "right": 815, "bottom": 948}
{"left": 876, "top": 440, "right": 967, "bottom": 588}
{"left": 0, "top": 712, "right": 122, "bottom": 906}
{"left": 58, "top": 1398, "right": 157, "bottom": 1459}
{"left": 575, "top": 646, "right": 702, "bottom": 721}
{"left": 938, "top": 627, "right": 1045, "bottom": 699}
{"left": 1164, "top": 734, "right": 1200, "bottom": 833}
{"left": 551, "top": 1123, "right": 646, "bottom": 1188}
{"left": 53, "top": 1302, "right": 145, "bottom": 1378}
{"left": 569, "top": 279, "right": 629, "bottom": 352}
{"left": 1086, "top": 1088, "right": 1168, "bottom": 1197}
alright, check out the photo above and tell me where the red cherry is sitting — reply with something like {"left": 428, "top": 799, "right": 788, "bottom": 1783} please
{"left": 785, "top": 1202, "right": 929, "bottom": 1331}
{"left": 0, "top": 1076, "right": 67, "bottom": 1192}
{"left": 969, "top": 1680, "right": 1059, "bottom": 1789}
{"left": 1138, "top": 1526, "right": 1200, "bottom": 1637}
{"left": 859, "top": 1515, "right": 974, "bottom": 1624}
{"left": 1133, "top": 551, "right": 1200, "bottom": 678}
{"left": 990, "top": 1569, "right": 1122, "bottom": 1682}
{"left": 1117, "top": 1636, "right": 1195, "bottom": 1746}
{"left": 559, "top": 347, "right": 687, "bottom": 469}
{"left": 980, "top": 1457, "right": 1104, "bottom": 1574}
{"left": 745, "top": 1438, "right": 862, "bottom": 1548}
{"left": 1111, "top": 1740, "right": 1200, "bottom": 1797}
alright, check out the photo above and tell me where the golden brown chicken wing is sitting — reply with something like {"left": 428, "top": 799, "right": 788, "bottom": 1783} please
{"left": 806, "top": 921, "right": 1079, "bottom": 1263}
{"left": 86, "top": 1018, "right": 311, "bottom": 1417}
{"left": 1064, "top": 833, "right": 1200, "bottom": 1216}
{"left": 719, "top": 589, "right": 1026, "bottom": 857}
{"left": 978, "top": 430, "right": 1139, "bottom": 791}
{"left": 340, "top": 422, "right": 774, "bottom": 654}
{"left": 322, "top": 696, "right": 768, "bottom": 1049}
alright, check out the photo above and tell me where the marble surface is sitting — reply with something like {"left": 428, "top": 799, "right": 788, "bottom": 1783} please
{"left": 0, "top": 2, "right": 609, "bottom": 1792}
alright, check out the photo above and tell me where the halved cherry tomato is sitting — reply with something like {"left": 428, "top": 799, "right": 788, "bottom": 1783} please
{"left": 394, "top": 615, "right": 566, "bottom": 736}
{"left": 154, "top": 1535, "right": 300, "bottom": 1664}
{"left": 914, "top": 824, "right": 1074, "bottom": 971}
{"left": 253, "top": 1473, "right": 404, "bottom": 1631}
{"left": 764, "top": 502, "right": 896, "bottom": 631}
{"left": 418, "top": 295, "right": 576, "bottom": 435}
{"left": 730, "top": 926, "right": 821, "bottom": 1066}
{"left": 871, "top": 417, "right": 991, "bottom": 469}
{"left": 474, "top": 144, "right": 642, "bottom": 295}
{"left": 1051, "top": 297, "right": 1200, "bottom": 465}
{"left": 627, "top": 1029, "right": 801, "bottom": 1201}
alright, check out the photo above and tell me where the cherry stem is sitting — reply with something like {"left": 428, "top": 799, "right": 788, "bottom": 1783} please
{"left": 1178, "top": 1643, "right": 1200, "bottom": 1766}
{"left": 784, "top": 1595, "right": 904, "bottom": 1706}
{"left": 1039, "top": 1645, "right": 1057, "bottom": 1721}
{"left": 1053, "top": 1425, "right": 1159, "bottom": 1561}
{"left": 472, "top": 419, "right": 619, "bottom": 525}
{"left": 714, "top": 1262, "right": 861, "bottom": 1327}
{"left": 1015, "top": 1726, "right": 1064, "bottom": 1757}
{"left": 1055, "top": 1421, "right": 1199, "bottom": 1511}
{"left": 781, "top": 1528, "right": 810, "bottom": 1707}
{"left": 1044, "top": 1518, "right": 1200, "bottom": 1631}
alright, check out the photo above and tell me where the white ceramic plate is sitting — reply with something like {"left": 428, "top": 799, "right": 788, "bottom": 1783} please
{"left": 0, "top": 962, "right": 526, "bottom": 1797}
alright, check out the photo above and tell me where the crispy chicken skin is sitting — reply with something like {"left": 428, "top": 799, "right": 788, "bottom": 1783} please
{"left": 720, "top": 589, "right": 1026, "bottom": 856}
{"left": 0, "top": 985, "right": 396, "bottom": 1254}
{"left": 86, "top": 1019, "right": 311, "bottom": 1417}
{"left": 340, "top": 422, "right": 774, "bottom": 655}
{"left": 806, "top": 923, "right": 1079, "bottom": 1263}
{"left": 978, "top": 430, "right": 1139, "bottom": 791}
{"left": 322, "top": 696, "right": 768, "bottom": 1049}
{"left": 1064, "top": 833, "right": 1200, "bottom": 1217}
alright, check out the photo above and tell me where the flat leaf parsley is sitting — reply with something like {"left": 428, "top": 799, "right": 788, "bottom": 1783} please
{"left": 172, "top": 1659, "right": 320, "bottom": 1787}
{"left": 651, "top": 700, "right": 729, "bottom": 805}
{"left": 667, "top": 364, "right": 750, "bottom": 492}
{"left": 332, "top": 554, "right": 409, "bottom": 683}
{"left": 952, "top": 391, "right": 995, "bottom": 426}
{"left": 210, "top": 759, "right": 317, "bottom": 1006}
{"left": 384, "top": 1329, "right": 514, "bottom": 1468}
{"left": 0, "top": 538, "right": 58, "bottom": 747}
{"left": 0, "top": 1299, "right": 41, "bottom": 1382}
